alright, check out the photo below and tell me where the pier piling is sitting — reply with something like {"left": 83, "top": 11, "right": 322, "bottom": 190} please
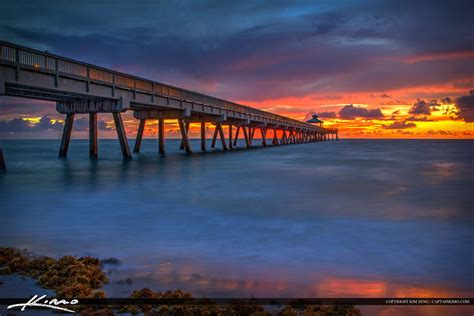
{"left": 0, "top": 147, "right": 6, "bottom": 172}
{"left": 233, "top": 126, "right": 240, "bottom": 147}
{"left": 59, "top": 113, "right": 75, "bottom": 158}
{"left": 0, "top": 40, "right": 339, "bottom": 165}
{"left": 158, "top": 118, "right": 165, "bottom": 154}
{"left": 178, "top": 119, "right": 192, "bottom": 154}
{"left": 201, "top": 119, "right": 206, "bottom": 151}
{"left": 89, "top": 112, "right": 98, "bottom": 158}
{"left": 113, "top": 112, "right": 132, "bottom": 160}
{"left": 133, "top": 119, "right": 145, "bottom": 153}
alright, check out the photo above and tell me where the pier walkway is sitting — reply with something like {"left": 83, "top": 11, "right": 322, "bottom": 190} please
{"left": 0, "top": 40, "right": 338, "bottom": 162}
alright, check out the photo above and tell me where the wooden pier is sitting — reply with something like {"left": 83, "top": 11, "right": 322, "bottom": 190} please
{"left": 0, "top": 40, "right": 338, "bottom": 164}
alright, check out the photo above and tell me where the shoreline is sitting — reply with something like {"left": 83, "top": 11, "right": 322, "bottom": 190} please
{"left": 0, "top": 247, "right": 362, "bottom": 315}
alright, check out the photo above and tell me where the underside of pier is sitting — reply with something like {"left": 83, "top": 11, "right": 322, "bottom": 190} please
{"left": 0, "top": 40, "right": 338, "bottom": 164}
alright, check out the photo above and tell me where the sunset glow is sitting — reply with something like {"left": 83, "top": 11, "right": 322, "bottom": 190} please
{"left": 0, "top": 1, "right": 472, "bottom": 139}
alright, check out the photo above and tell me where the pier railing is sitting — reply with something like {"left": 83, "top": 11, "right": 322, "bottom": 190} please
{"left": 1, "top": 40, "right": 320, "bottom": 131}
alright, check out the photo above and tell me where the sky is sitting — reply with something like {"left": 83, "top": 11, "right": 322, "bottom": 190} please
{"left": 0, "top": 0, "right": 473, "bottom": 139}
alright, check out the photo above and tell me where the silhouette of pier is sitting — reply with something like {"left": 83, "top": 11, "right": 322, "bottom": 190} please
{"left": 0, "top": 40, "right": 338, "bottom": 165}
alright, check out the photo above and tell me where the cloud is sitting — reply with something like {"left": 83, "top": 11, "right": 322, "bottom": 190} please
{"left": 455, "top": 90, "right": 474, "bottom": 122}
{"left": 383, "top": 121, "right": 416, "bottom": 129}
{"left": 338, "top": 105, "right": 384, "bottom": 119}
{"left": 73, "top": 117, "right": 89, "bottom": 131}
{"left": 0, "top": 115, "right": 111, "bottom": 133}
{"left": 408, "top": 99, "right": 439, "bottom": 115}
{"left": 426, "top": 129, "right": 457, "bottom": 136}
{"left": 318, "top": 111, "right": 337, "bottom": 118}
{"left": 0, "top": 117, "right": 32, "bottom": 132}
{"left": 0, "top": 1, "right": 472, "bottom": 102}
{"left": 73, "top": 117, "right": 112, "bottom": 131}
{"left": 35, "top": 115, "right": 63, "bottom": 130}
{"left": 405, "top": 116, "right": 433, "bottom": 122}
{"left": 0, "top": 115, "right": 63, "bottom": 132}
{"left": 441, "top": 97, "right": 452, "bottom": 104}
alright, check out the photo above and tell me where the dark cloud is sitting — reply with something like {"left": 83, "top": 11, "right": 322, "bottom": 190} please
{"left": 0, "top": 117, "right": 32, "bottom": 132}
{"left": 317, "top": 111, "right": 337, "bottom": 118}
{"left": 0, "top": 115, "right": 111, "bottom": 133}
{"left": 0, "top": 1, "right": 472, "bottom": 102}
{"left": 339, "top": 105, "right": 384, "bottom": 119}
{"left": 0, "top": 115, "right": 63, "bottom": 132}
{"left": 455, "top": 90, "right": 474, "bottom": 122}
{"left": 405, "top": 116, "right": 433, "bottom": 122}
{"left": 97, "top": 120, "right": 110, "bottom": 131}
{"left": 383, "top": 121, "right": 416, "bottom": 129}
{"left": 73, "top": 117, "right": 111, "bottom": 132}
{"left": 409, "top": 99, "right": 440, "bottom": 115}
{"left": 441, "top": 97, "right": 452, "bottom": 104}
{"left": 73, "top": 117, "right": 89, "bottom": 132}
{"left": 426, "top": 129, "right": 458, "bottom": 136}
{"left": 35, "top": 115, "right": 63, "bottom": 131}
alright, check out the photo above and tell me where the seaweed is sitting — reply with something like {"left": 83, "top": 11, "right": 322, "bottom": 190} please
{"left": 0, "top": 247, "right": 362, "bottom": 316}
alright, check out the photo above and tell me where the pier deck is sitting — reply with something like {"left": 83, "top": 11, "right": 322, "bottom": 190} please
{"left": 0, "top": 40, "right": 338, "bottom": 162}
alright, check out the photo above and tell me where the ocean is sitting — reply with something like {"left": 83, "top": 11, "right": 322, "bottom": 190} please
{"left": 0, "top": 139, "right": 473, "bottom": 314}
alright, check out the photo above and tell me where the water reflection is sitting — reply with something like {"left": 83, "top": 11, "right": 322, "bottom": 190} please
{"left": 1, "top": 139, "right": 473, "bottom": 315}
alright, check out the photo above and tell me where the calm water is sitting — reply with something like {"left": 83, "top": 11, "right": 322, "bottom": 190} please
{"left": 1, "top": 139, "right": 473, "bottom": 311}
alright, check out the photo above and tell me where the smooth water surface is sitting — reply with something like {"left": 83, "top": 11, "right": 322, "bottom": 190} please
{"left": 1, "top": 139, "right": 472, "bottom": 305}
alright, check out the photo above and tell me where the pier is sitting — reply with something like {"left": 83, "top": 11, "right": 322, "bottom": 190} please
{"left": 0, "top": 40, "right": 338, "bottom": 163}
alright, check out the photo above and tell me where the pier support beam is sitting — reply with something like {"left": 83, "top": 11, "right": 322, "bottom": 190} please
{"left": 178, "top": 119, "right": 192, "bottom": 154}
{"left": 201, "top": 119, "right": 206, "bottom": 151}
{"left": 89, "top": 113, "right": 98, "bottom": 158}
{"left": 134, "top": 119, "right": 145, "bottom": 153}
{"left": 272, "top": 129, "right": 278, "bottom": 145}
{"left": 158, "top": 118, "right": 165, "bottom": 154}
{"left": 59, "top": 113, "right": 75, "bottom": 158}
{"left": 211, "top": 125, "right": 218, "bottom": 148}
{"left": 180, "top": 122, "right": 190, "bottom": 150}
{"left": 249, "top": 127, "right": 255, "bottom": 146}
{"left": 242, "top": 126, "right": 250, "bottom": 148}
{"left": 113, "top": 112, "right": 132, "bottom": 160}
{"left": 216, "top": 123, "right": 227, "bottom": 150}
{"left": 280, "top": 130, "right": 287, "bottom": 145}
{"left": 229, "top": 124, "right": 233, "bottom": 149}
{"left": 233, "top": 126, "right": 240, "bottom": 147}
{"left": 261, "top": 127, "right": 267, "bottom": 147}
{"left": 0, "top": 147, "right": 6, "bottom": 172}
